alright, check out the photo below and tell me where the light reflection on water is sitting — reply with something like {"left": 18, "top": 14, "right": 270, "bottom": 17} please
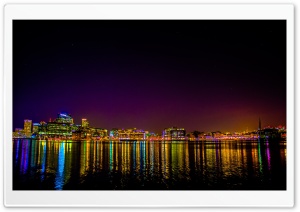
{"left": 54, "top": 143, "right": 65, "bottom": 190}
{"left": 13, "top": 139, "right": 286, "bottom": 190}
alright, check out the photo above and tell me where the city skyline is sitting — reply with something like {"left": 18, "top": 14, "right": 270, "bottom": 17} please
{"left": 14, "top": 112, "right": 286, "bottom": 135}
{"left": 13, "top": 20, "right": 286, "bottom": 132}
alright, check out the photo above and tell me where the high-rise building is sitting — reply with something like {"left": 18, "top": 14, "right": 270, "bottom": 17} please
{"left": 24, "top": 119, "right": 32, "bottom": 137}
{"left": 46, "top": 113, "right": 74, "bottom": 137}
{"left": 82, "top": 119, "right": 89, "bottom": 128}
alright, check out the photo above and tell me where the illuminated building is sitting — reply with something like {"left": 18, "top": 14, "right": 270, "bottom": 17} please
{"left": 259, "top": 128, "right": 281, "bottom": 140}
{"left": 145, "top": 132, "right": 159, "bottom": 140}
{"left": 12, "top": 128, "right": 25, "bottom": 138}
{"left": 37, "top": 121, "right": 48, "bottom": 136}
{"left": 55, "top": 113, "right": 73, "bottom": 124}
{"left": 72, "top": 126, "right": 108, "bottom": 140}
{"left": 110, "top": 128, "right": 119, "bottom": 138}
{"left": 13, "top": 112, "right": 285, "bottom": 141}
{"left": 257, "top": 118, "right": 282, "bottom": 140}
{"left": 32, "top": 123, "right": 40, "bottom": 133}
{"left": 90, "top": 128, "right": 107, "bottom": 138}
{"left": 109, "top": 128, "right": 146, "bottom": 140}
{"left": 72, "top": 129, "right": 84, "bottom": 140}
{"left": 46, "top": 123, "right": 72, "bottom": 137}
{"left": 119, "top": 128, "right": 146, "bottom": 140}
{"left": 82, "top": 119, "right": 89, "bottom": 128}
{"left": 162, "top": 127, "right": 186, "bottom": 140}
{"left": 24, "top": 119, "right": 32, "bottom": 137}
{"left": 46, "top": 113, "right": 74, "bottom": 137}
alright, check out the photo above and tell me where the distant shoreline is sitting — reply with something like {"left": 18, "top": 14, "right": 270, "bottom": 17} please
{"left": 12, "top": 138, "right": 286, "bottom": 143}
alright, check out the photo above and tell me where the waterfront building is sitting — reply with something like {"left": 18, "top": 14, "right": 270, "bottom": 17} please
{"left": 257, "top": 118, "right": 282, "bottom": 140}
{"left": 109, "top": 128, "right": 146, "bottom": 140}
{"left": 37, "top": 121, "right": 48, "bottom": 136}
{"left": 110, "top": 128, "right": 119, "bottom": 139}
{"left": 45, "top": 113, "right": 74, "bottom": 137}
{"left": 72, "top": 125, "right": 108, "bottom": 140}
{"left": 32, "top": 123, "right": 40, "bottom": 133}
{"left": 259, "top": 128, "right": 281, "bottom": 140}
{"left": 24, "top": 119, "right": 32, "bottom": 137}
{"left": 118, "top": 128, "right": 146, "bottom": 140}
{"left": 82, "top": 119, "right": 89, "bottom": 128}
{"left": 46, "top": 123, "right": 72, "bottom": 137}
{"left": 72, "top": 127, "right": 88, "bottom": 140}
{"left": 90, "top": 128, "right": 108, "bottom": 138}
{"left": 12, "top": 128, "right": 26, "bottom": 138}
{"left": 145, "top": 131, "right": 159, "bottom": 140}
{"left": 163, "top": 127, "right": 186, "bottom": 140}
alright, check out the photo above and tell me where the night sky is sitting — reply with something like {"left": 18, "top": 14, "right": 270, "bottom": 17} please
{"left": 13, "top": 20, "right": 286, "bottom": 133}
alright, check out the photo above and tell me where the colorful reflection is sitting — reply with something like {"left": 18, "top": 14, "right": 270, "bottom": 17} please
{"left": 265, "top": 141, "right": 271, "bottom": 170}
{"left": 19, "top": 139, "right": 30, "bottom": 174}
{"left": 40, "top": 141, "right": 47, "bottom": 181}
{"left": 54, "top": 142, "right": 65, "bottom": 190}
{"left": 13, "top": 139, "right": 287, "bottom": 190}
{"left": 14, "top": 139, "right": 20, "bottom": 163}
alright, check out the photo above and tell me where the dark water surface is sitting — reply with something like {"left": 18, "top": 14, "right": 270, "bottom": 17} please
{"left": 13, "top": 139, "right": 286, "bottom": 190}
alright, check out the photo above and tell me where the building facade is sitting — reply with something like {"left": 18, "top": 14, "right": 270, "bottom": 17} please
{"left": 23, "top": 119, "right": 32, "bottom": 137}
{"left": 110, "top": 128, "right": 146, "bottom": 140}
{"left": 45, "top": 113, "right": 74, "bottom": 137}
{"left": 82, "top": 119, "right": 89, "bottom": 128}
{"left": 163, "top": 127, "right": 186, "bottom": 140}
{"left": 32, "top": 123, "right": 40, "bottom": 133}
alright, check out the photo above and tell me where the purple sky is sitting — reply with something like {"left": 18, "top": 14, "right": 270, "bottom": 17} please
{"left": 13, "top": 20, "right": 286, "bottom": 133}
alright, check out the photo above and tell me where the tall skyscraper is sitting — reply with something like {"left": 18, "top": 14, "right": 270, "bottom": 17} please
{"left": 82, "top": 119, "right": 89, "bottom": 128}
{"left": 24, "top": 119, "right": 32, "bottom": 137}
{"left": 258, "top": 118, "right": 261, "bottom": 130}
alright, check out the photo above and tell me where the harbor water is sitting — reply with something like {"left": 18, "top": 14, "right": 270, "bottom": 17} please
{"left": 13, "top": 139, "right": 286, "bottom": 190}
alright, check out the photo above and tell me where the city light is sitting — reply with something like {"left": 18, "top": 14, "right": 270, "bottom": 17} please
{"left": 12, "top": 112, "right": 286, "bottom": 142}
